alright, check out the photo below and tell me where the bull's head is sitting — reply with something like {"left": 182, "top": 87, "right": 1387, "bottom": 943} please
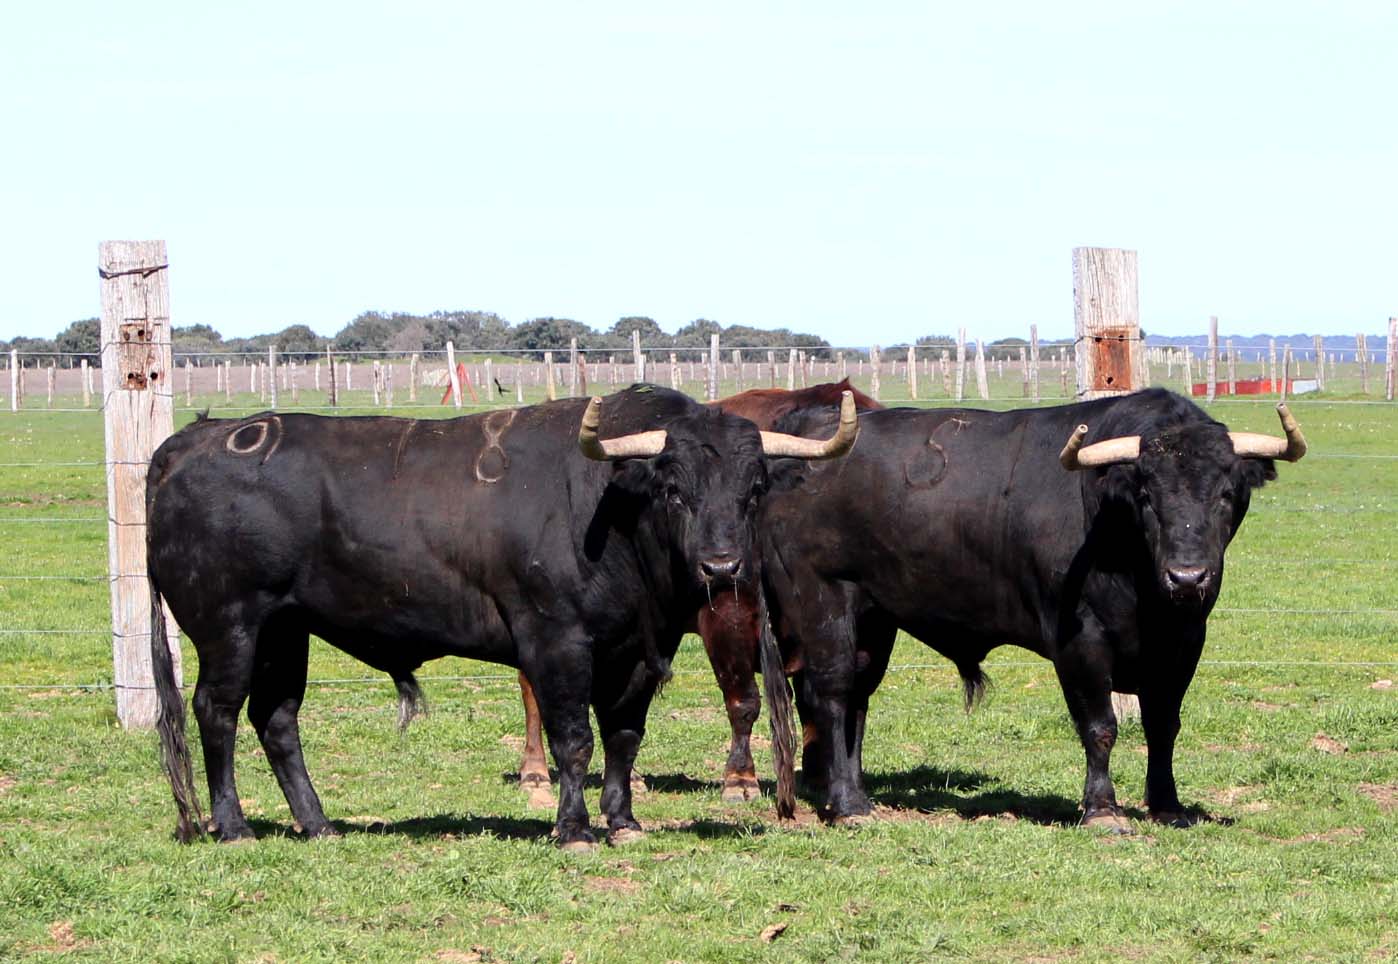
{"left": 1059, "top": 403, "right": 1306, "bottom": 607}
{"left": 578, "top": 391, "right": 859, "bottom": 589}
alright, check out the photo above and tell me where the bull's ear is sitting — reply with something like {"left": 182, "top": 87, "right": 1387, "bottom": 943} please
{"left": 607, "top": 456, "right": 661, "bottom": 499}
{"left": 1096, "top": 463, "right": 1138, "bottom": 506}
{"left": 1239, "top": 457, "right": 1277, "bottom": 491}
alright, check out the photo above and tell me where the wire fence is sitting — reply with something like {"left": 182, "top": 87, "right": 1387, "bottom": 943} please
{"left": 1, "top": 335, "right": 1395, "bottom": 697}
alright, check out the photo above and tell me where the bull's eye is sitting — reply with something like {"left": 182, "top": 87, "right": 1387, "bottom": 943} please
{"left": 666, "top": 484, "right": 686, "bottom": 508}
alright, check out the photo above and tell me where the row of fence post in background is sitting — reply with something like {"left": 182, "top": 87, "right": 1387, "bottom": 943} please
{"left": 8, "top": 323, "right": 1397, "bottom": 412}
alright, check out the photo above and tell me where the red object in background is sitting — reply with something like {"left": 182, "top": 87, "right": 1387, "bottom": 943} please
{"left": 1190, "top": 377, "right": 1286, "bottom": 397}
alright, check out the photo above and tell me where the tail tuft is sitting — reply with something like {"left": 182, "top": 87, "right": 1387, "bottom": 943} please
{"left": 393, "top": 673, "right": 427, "bottom": 732}
{"left": 757, "top": 590, "right": 796, "bottom": 820}
{"left": 958, "top": 661, "right": 988, "bottom": 712}
{"left": 150, "top": 580, "right": 204, "bottom": 842}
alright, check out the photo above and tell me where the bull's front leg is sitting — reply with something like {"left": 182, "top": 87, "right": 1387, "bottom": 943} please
{"left": 1053, "top": 639, "right": 1131, "bottom": 833}
{"left": 803, "top": 660, "right": 871, "bottom": 822}
{"left": 697, "top": 593, "right": 762, "bottom": 803}
{"left": 1140, "top": 630, "right": 1205, "bottom": 827}
{"left": 593, "top": 682, "right": 656, "bottom": 845}
{"left": 522, "top": 647, "right": 597, "bottom": 851}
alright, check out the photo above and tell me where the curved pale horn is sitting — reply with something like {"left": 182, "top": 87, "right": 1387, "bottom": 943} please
{"left": 759, "top": 390, "right": 860, "bottom": 460}
{"left": 1228, "top": 402, "right": 1307, "bottom": 461}
{"left": 577, "top": 396, "right": 668, "bottom": 460}
{"left": 1059, "top": 424, "right": 1141, "bottom": 470}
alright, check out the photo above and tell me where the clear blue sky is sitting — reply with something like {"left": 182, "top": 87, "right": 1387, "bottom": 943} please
{"left": 2, "top": 1, "right": 1394, "bottom": 345}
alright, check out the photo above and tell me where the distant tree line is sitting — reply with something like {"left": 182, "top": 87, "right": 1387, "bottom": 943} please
{"left": 0, "top": 311, "right": 843, "bottom": 364}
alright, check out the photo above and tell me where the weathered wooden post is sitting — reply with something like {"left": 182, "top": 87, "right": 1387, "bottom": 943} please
{"left": 732, "top": 349, "right": 743, "bottom": 393}
{"left": 383, "top": 360, "right": 393, "bottom": 408}
{"left": 1387, "top": 317, "right": 1397, "bottom": 402}
{"left": 767, "top": 351, "right": 776, "bottom": 388}
{"left": 1030, "top": 324, "right": 1041, "bottom": 403}
{"left": 544, "top": 351, "right": 557, "bottom": 400}
{"left": 483, "top": 358, "right": 493, "bottom": 401}
{"left": 224, "top": 360, "right": 232, "bottom": 402}
{"left": 1314, "top": 335, "right": 1326, "bottom": 390}
{"left": 81, "top": 358, "right": 91, "bottom": 407}
{"left": 1203, "top": 318, "right": 1217, "bottom": 401}
{"left": 371, "top": 361, "right": 382, "bottom": 406}
{"left": 344, "top": 360, "right": 353, "bottom": 391}
{"left": 290, "top": 361, "right": 300, "bottom": 404}
{"left": 515, "top": 356, "right": 525, "bottom": 404}
{"left": 1071, "top": 246, "right": 1145, "bottom": 718}
{"left": 870, "top": 345, "right": 881, "bottom": 401}
{"left": 1226, "top": 339, "right": 1236, "bottom": 395}
{"left": 837, "top": 350, "right": 846, "bottom": 380}
{"left": 1358, "top": 334, "right": 1369, "bottom": 395}
{"left": 907, "top": 345, "right": 917, "bottom": 400}
{"left": 632, "top": 330, "right": 645, "bottom": 382}
{"left": 1280, "top": 346, "right": 1292, "bottom": 402}
{"left": 267, "top": 346, "right": 278, "bottom": 409}
{"left": 939, "top": 350, "right": 951, "bottom": 396}
{"left": 1182, "top": 348, "right": 1193, "bottom": 394}
{"left": 45, "top": 363, "right": 55, "bottom": 408}
{"left": 1019, "top": 346, "right": 1029, "bottom": 397}
{"left": 954, "top": 330, "right": 966, "bottom": 401}
{"left": 974, "top": 339, "right": 989, "bottom": 400}
{"left": 1268, "top": 338, "right": 1278, "bottom": 393}
{"left": 182, "top": 358, "right": 191, "bottom": 406}
{"left": 568, "top": 338, "right": 579, "bottom": 398}
{"left": 325, "top": 348, "right": 337, "bottom": 406}
{"left": 99, "top": 240, "right": 179, "bottom": 729}
{"left": 787, "top": 348, "right": 797, "bottom": 391}
{"left": 446, "top": 341, "right": 462, "bottom": 409}
{"left": 669, "top": 352, "right": 680, "bottom": 390}
{"left": 409, "top": 353, "right": 419, "bottom": 402}
{"left": 707, "top": 333, "right": 720, "bottom": 401}
{"left": 1072, "top": 248, "right": 1142, "bottom": 402}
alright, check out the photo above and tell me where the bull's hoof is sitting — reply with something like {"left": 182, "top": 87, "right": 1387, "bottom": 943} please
{"left": 519, "top": 771, "right": 551, "bottom": 789}
{"left": 210, "top": 819, "right": 255, "bottom": 843}
{"left": 525, "top": 785, "right": 557, "bottom": 811}
{"left": 1082, "top": 811, "right": 1134, "bottom": 834}
{"left": 303, "top": 823, "right": 342, "bottom": 840}
{"left": 1150, "top": 810, "right": 1195, "bottom": 829}
{"left": 629, "top": 772, "right": 648, "bottom": 795}
{"left": 831, "top": 812, "right": 874, "bottom": 828}
{"left": 560, "top": 838, "right": 599, "bottom": 854}
{"left": 720, "top": 779, "right": 761, "bottom": 804}
{"left": 607, "top": 826, "right": 646, "bottom": 846}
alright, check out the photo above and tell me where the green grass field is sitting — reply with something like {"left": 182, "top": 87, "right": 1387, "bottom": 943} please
{"left": 1, "top": 375, "right": 1395, "bottom": 962}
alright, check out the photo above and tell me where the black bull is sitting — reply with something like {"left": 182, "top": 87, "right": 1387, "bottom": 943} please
{"left": 145, "top": 386, "right": 855, "bottom": 849}
{"left": 759, "top": 388, "right": 1305, "bottom": 829}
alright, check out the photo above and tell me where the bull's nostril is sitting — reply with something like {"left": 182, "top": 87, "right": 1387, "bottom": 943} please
{"left": 701, "top": 557, "right": 742, "bottom": 579}
{"left": 1166, "top": 566, "right": 1209, "bottom": 590}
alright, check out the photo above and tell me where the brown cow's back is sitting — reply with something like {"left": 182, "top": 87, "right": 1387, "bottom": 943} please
{"left": 710, "top": 378, "right": 882, "bottom": 429}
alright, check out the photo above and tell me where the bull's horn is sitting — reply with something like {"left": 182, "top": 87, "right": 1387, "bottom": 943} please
{"left": 1059, "top": 424, "right": 1141, "bottom": 470}
{"left": 1228, "top": 403, "right": 1307, "bottom": 462}
{"left": 759, "top": 390, "right": 859, "bottom": 460}
{"left": 577, "top": 396, "right": 668, "bottom": 460}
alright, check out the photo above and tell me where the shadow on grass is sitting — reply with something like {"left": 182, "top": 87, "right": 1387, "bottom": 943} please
{"left": 500, "top": 769, "right": 773, "bottom": 797}
{"left": 248, "top": 810, "right": 772, "bottom": 843}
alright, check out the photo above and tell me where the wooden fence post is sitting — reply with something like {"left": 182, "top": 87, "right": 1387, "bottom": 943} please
{"left": 81, "top": 358, "right": 91, "bottom": 407}
{"left": 1205, "top": 317, "right": 1218, "bottom": 403}
{"left": 290, "top": 361, "right": 300, "bottom": 404}
{"left": 786, "top": 348, "right": 797, "bottom": 391}
{"left": 837, "top": 350, "right": 846, "bottom": 380}
{"left": 707, "top": 333, "right": 720, "bottom": 401}
{"left": 99, "top": 240, "right": 179, "bottom": 729}
{"left": 384, "top": 360, "right": 393, "bottom": 408}
{"left": 955, "top": 329, "right": 966, "bottom": 401}
{"left": 224, "top": 360, "right": 232, "bottom": 402}
{"left": 1357, "top": 334, "right": 1369, "bottom": 395}
{"left": 767, "top": 351, "right": 776, "bottom": 388}
{"left": 446, "top": 341, "right": 462, "bottom": 408}
{"left": 632, "top": 330, "right": 645, "bottom": 383}
{"left": 10, "top": 349, "right": 18, "bottom": 411}
{"left": 568, "top": 339, "right": 579, "bottom": 398}
{"left": 1387, "top": 317, "right": 1397, "bottom": 402}
{"left": 545, "top": 351, "right": 557, "bottom": 400}
{"left": 326, "top": 347, "right": 337, "bottom": 406}
{"left": 974, "top": 339, "right": 989, "bottom": 400}
{"left": 1281, "top": 346, "right": 1292, "bottom": 402}
{"left": 1182, "top": 348, "right": 1193, "bottom": 395}
{"left": 267, "top": 346, "right": 278, "bottom": 409}
{"left": 409, "top": 354, "right": 419, "bottom": 402}
{"left": 1268, "top": 338, "right": 1277, "bottom": 393}
{"left": 515, "top": 356, "right": 524, "bottom": 404}
{"left": 1072, "top": 247, "right": 1141, "bottom": 399}
{"left": 1030, "top": 324, "right": 1041, "bottom": 404}
{"left": 670, "top": 352, "right": 680, "bottom": 391}
{"left": 907, "top": 345, "right": 917, "bottom": 400}
{"left": 870, "top": 346, "right": 881, "bottom": 401}
{"left": 1314, "top": 335, "right": 1325, "bottom": 390}
{"left": 732, "top": 349, "right": 743, "bottom": 393}
{"left": 1226, "top": 338, "right": 1236, "bottom": 395}
{"left": 483, "top": 358, "right": 493, "bottom": 401}
{"left": 372, "top": 361, "right": 382, "bottom": 406}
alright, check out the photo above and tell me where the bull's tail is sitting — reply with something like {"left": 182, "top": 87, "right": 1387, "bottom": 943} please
{"left": 756, "top": 589, "right": 796, "bottom": 820}
{"left": 392, "top": 672, "right": 427, "bottom": 732}
{"left": 957, "top": 659, "right": 988, "bottom": 711}
{"left": 149, "top": 575, "right": 204, "bottom": 842}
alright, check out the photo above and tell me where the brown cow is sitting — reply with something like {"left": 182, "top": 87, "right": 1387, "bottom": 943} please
{"left": 516, "top": 379, "right": 882, "bottom": 806}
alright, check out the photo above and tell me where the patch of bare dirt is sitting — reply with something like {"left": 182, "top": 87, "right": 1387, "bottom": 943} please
{"left": 1358, "top": 783, "right": 1398, "bottom": 812}
{"left": 1250, "top": 700, "right": 1284, "bottom": 712}
{"left": 1270, "top": 826, "right": 1365, "bottom": 845}
{"left": 1310, "top": 733, "right": 1349, "bottom": 755}
{"left": 27, "top": 920, "right": 93, "bottom": 954}
{"left": 584, "top": 875, "right": 639, "bottom": 896}
{"left": 1370, "top": 679, "right": 1394, "bottom": 691}
{"left": 0, "top": 774, "right": 16, "bottom": 794}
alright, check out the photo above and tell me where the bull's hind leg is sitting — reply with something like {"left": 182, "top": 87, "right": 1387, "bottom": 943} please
{"left": 697, "top": 594, "right": 762, "bottom": 803}
{"left": 516, "top": 673, "right": 555, "bottom": 809}
{"left": 190, "top": 627, "right": 258, "bottom": 841}
{"left": 247, "top": 622, "right": 336, "bottom": 838}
